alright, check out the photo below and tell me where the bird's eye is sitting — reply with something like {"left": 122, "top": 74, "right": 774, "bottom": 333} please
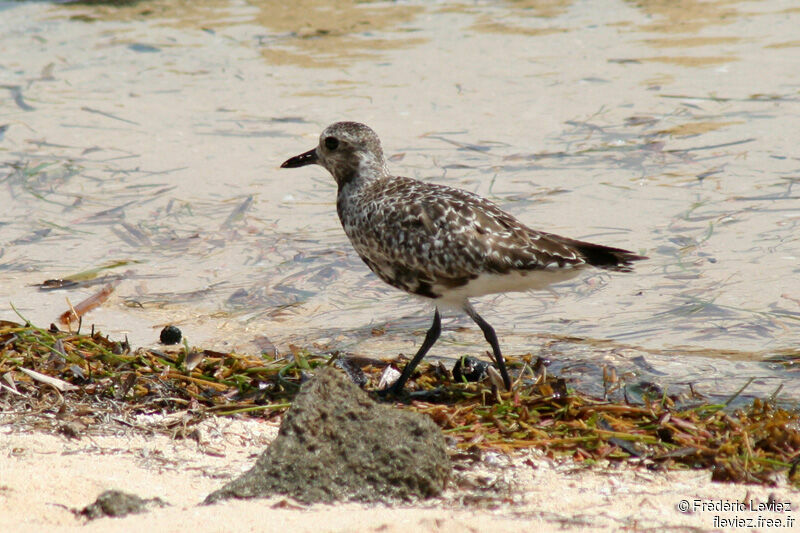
{"left": 324, "top": 136, "right": 339, "bottom": 151}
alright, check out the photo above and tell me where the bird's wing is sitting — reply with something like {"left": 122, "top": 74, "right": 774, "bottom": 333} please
{"left": 355, "top": 177, "right": 586, "bottom": 286}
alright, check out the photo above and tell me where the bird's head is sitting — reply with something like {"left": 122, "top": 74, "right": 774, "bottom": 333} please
{"left": 281, "top": 121, "right": 388, "bottom": 186}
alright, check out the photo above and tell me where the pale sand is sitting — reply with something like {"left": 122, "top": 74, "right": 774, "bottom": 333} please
{"left": 2, "top": 416, "right": 797, "bottom": 532}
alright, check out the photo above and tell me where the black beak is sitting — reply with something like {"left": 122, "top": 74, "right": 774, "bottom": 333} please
{"left": 281, "top": 148, "right": 318, "bottom": 168}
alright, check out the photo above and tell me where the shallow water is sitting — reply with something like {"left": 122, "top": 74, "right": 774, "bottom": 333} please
{"left": 1, "top": 0, "right": 798, "bottom": 401}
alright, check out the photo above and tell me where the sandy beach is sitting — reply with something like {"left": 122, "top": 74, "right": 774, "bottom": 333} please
{"left": 2, "top": 416, "right": 797, "bottom": 532}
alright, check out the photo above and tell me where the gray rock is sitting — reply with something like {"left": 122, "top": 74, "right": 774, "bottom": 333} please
{"left": 79, "top": 490, "right": 167, "bottom": 520}
{"left": 205, "top": 367, "right": 450, "bottom": 504}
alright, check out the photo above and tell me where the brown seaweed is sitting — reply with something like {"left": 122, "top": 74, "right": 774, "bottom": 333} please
{"left": 0, "top": 318, "right": 797, "bottom": 487}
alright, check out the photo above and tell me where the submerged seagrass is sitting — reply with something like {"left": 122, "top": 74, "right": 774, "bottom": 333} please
{"left": 204, "top": 367, "right": 451, "bottom": 504}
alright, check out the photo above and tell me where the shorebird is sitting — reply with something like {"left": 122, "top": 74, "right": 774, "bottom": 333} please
{"left": 281, "top": 122, "right": 646, "bottom": 393}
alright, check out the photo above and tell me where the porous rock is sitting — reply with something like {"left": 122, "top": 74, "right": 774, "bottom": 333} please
{"left": 205, "top": 367, "right": 450, "bottom": 504}
{"left": 80, "top": 490, "right": 167, "bottom": 520}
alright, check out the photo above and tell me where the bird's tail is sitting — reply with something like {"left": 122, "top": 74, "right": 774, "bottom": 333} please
{"left": 549, "top": 235, "right": 647, "bottom": 272}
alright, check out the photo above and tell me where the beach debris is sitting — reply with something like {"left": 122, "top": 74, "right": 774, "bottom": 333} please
{"left": 37, "top": 261, "right": 138, "bottom": 291}
{"left": 334, "top": 355, "right": 368, "bottom": 387}
{"left": 334, "top": 356, "right": 369, "bottom": 389}
{"left": 0, "top": 318, "right": 798, "bottom": 488}
{"left": 18, "top": 367, "right": 78, "bottom": 392}
{"left": 205, "top": 367, "right": 451, "bottom": 504}
{"left": 377, "top": 364, "right": 401, "bottom": 390}
{"left": 39, "top": 279, "right": 79, "bottom": 290}
{"left": 486, "top": 365, "right": 506, "bottom": 391}
{"left": 159, "top": 325, "right": 182, "bottom": 345}
{"left": 78, "top": 490, "right": 168, "bottom": 520}
{"left": 0, "top": 372, "right": 22, "bottom": 396}
{"left": 184, "top": 350, "right": 204, "bottom": 372}
{"left": 59, "top": 281, "right": 119, "bottom": 326}
{"left": 252, "top": 334, "right": 278, "bottom": 357}
{"left": 452, "top": 355, "right": 489, "bottom": 383}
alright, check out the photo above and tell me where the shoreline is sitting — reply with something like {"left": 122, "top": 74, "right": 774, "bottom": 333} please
{"left": 2, "top": 418, "right": 797, "bottom": 532}
{"left": 1, "top": 318, "right": 798, "bottom": 531}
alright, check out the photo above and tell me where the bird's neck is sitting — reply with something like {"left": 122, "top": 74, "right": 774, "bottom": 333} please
{"left": 334, "top": 157, "right": 387, "bottom": 191}
{"left": 336, "top": 173, "right": 389, "bottom": 226}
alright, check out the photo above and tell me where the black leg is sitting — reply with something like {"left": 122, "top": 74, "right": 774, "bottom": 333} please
{"left": 387, "top": 308, "right": 442, "bottom": 394}
{"left": 464, "top": 302, "right": 512, "bottom": 391}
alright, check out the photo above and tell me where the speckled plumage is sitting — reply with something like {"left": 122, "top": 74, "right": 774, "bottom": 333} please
{"left": 281, "top": 122, "right": 647, "bottom": 393}
{"left": 339, "top": 175, "right": 615, "bottom": 305}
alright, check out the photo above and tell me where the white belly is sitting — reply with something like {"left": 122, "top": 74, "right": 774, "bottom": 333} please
{"left": 434, "top": 267, "right": 586, "bottom": 307}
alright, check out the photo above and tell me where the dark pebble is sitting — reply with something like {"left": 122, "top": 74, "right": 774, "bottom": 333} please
{"left": 159, "top": 325, "right": 182, "bottom": 345}
{"left": 452, "top": 356, "right": 489, "bottom": 383}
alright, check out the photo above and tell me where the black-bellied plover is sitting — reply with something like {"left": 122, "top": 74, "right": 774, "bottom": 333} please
{"left": 281, "top": 122, "right": 646, "bottom": 393}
